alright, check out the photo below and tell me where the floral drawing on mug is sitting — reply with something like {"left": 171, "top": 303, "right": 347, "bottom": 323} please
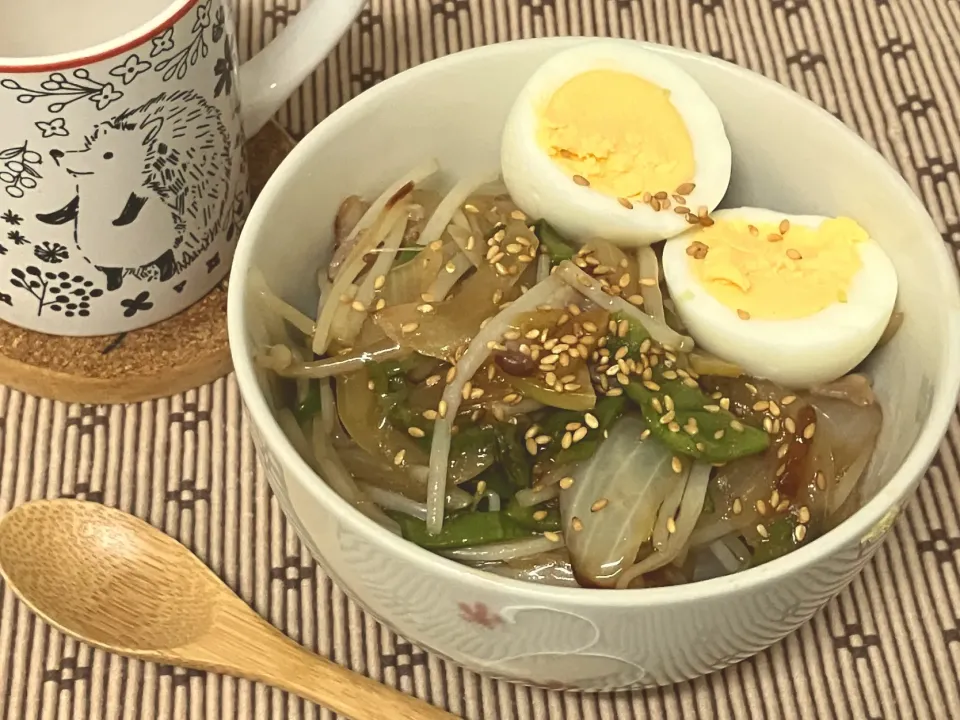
{"left": 1, "top": 69, "right": 123, "bottom": 113}
{"left": 35, "top": 88, "right": 233, "bottom": 292}
{"left": 153, "top": 0, "right": 212, "bottom": 81}
{"left": 8, "top": 266, "right": 103, "bottom": 317}
{"left": 0, "top": 142, "right": 43, "bottom": 198}
{"left": 35, "top": 118, "right": 69, "bottom": 139}
{"left": 108, "top": 54, "right": 153, "bottom": 86}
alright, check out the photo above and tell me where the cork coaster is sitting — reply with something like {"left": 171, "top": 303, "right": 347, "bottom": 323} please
{"left": 0, "top": 119, "right": 297, "bottom": 405}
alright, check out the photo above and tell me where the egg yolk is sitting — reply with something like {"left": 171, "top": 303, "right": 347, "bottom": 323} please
{"left": 689, "top": 216, "right": 867, "bottom": 320}
{"left": 536, "top": 70, "right": 695, "bottom": 199}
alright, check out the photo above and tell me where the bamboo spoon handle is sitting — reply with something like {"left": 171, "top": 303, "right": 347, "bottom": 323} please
{"left": 201, "top": 609, "right": 457, "bottom": 720}
{"left": 259, "top": 640, "right": 456, "bottom": 720}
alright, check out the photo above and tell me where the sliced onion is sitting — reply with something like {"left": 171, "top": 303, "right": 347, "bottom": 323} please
{"left": 276, "top": 339, "right": 405, "bottom": 379}
{"left": 425, "top": 251, "right": 474, "bottom": 301}
{"left": 424, "top": 274, "right": 574, "bottom": 534}
{"left": 318, "top": 377, "right": 336, "bottom": 436}
{"left": 330, "top": 201, "right": 411, "bottom": 345}
{"left": 615, "top": 461, "right": 710, "bottom": 588}
{"left": 560, "top": 416, "right": 681, "bottom": 588}
{"left": 555, "top": 261, "right": 694, "bottom": 352}
{"left": 416, "top": 173, "right": 493, "bottom": 247}
{"left": 314, "top": 200, "right": 412, "bottom": 354}
{"left": 276, "top": 409, "right": 401, "bottom": 534}
{"left": 447, "top": 223, "right": 484, "bottom": 268}
{"left": 636, "top": 247, "right": 664, "bottom": 323}
{"left": 482, "top": 551, "right": 578, "bottom": 587}
{"left": 440, "top": 535, "right": 564, "bottom": 563}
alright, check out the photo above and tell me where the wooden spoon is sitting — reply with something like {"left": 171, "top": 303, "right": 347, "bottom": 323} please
{"left": 0, "top": 499, "right": 454, "bottom": 720}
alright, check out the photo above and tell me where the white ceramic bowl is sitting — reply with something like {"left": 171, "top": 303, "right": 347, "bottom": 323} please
{"left": 228, "top": 38, "right": 960, "bottom": 690}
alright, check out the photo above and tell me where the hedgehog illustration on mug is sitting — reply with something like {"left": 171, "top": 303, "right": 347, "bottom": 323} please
{"left": 35, "top": 88, "right": 232, "bottom": 291}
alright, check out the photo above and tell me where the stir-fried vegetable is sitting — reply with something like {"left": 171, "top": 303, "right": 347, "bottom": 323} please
{"left": 256, "top": 165, "right": 890, "bottom": 590}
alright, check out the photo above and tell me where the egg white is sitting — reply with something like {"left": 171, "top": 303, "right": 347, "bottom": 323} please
{"left": 501, "top": 40, "right": 732, "bottom": 247}
{"left": 661, "top": 207, "right": 899, "bottom": 389}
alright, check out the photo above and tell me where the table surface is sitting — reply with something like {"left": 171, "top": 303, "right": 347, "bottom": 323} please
{"left": 3, "top": 1, "right": 960, "bottom": 718}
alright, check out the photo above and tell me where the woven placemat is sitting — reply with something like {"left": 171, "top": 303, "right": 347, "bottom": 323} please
{"left": 2, "top": 1, "right": 959, "bottom": 718}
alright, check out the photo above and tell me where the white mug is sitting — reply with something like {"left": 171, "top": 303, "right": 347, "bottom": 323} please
{"left": 0, "top": 0, "right": 365, "bottom": 336}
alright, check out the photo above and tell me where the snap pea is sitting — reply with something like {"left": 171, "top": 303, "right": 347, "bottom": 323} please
{"left": 494, "top": 424, "right": 534, "bottom": 490}
{"left": 609, "top": 313, "right": 769, "bottom": 463}
{"left": 532, "top": 219, "right": 576, "bottom": 264}
{"left": 294, "top": 384, "right": 322, "bottom": 424}
{"left": 505, "top": 498, "right": 562, "bottom": 532}
{"left": 388, "top": 509, "right": 536, "bottom": 549}
{"left": 537, "top": 395, "right": 626, "bottom": 467}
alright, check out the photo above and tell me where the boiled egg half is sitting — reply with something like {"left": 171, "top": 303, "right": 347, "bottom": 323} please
{"left": 501, "top": 40, "right": 732, "bottom": 246}
{"left": 661, "top": 208, "right": 898, "bottom": 388}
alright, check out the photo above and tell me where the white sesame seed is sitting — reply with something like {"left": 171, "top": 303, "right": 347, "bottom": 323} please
{"left": 408, "top": 427, "right": 425, "bottom": 438}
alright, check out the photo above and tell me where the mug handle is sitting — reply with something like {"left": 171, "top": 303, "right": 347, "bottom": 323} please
{"left": 237, "top": 0, "right": 368, "bottom": 136}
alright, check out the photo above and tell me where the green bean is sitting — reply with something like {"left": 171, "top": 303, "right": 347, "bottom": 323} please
{"left": 505, "top": 498, "right": 562, "bottom": 532}
{"left": 494, "top": 424, "right": 534, "bottom": 490}
{"left": 294, "top": 384, "right": 322, "bottom": 423}
{"left": 532, "top": 219, "right": 577, "bottom": 264}
{"left": 388, "top": 510, "right": 536, "bottom": 549}
{"left": 609, "top": 313, "right": 769, "bottom": 463}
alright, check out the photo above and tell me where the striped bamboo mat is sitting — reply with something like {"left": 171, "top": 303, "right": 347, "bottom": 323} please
{"left": 3, "top": 1, "right": 960, "bottom": 718}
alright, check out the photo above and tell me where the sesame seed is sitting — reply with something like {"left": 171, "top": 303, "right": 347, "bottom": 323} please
{"left": 533, "top": 510, "right": 548, "bottom": 521}
{"left": 737, "top": 309, "right": 751, "bottom": 320}
{"left": 730, "top": 420, "right": 745, "bottom": 432}
{"left": 714, "top": 429, "right": 725, "bottom": 440}
{"left": 781, "top": 395, "right": 797, "bottom": 406}
{"left": 816, "top": 471, "right": 826, "bottom": 490}
{"left": 794, "top": 524, "right": 807, "bottom": 542}
{"left": 561, "top": 432, "right": 573, "bottom": 449}
{"left": 757, "top": 524, "right": 769, "bottom": 539}
{"left": 559, "top": 476, "right": 575, "bottom": 490}
{"left": 367, "top": 380, "right": 375, "bottom": 391}
{"left": 676, "top": 182, "right": 696, "bottom": 195}
{"left": 644, "top": 381, "right": 661, "bottom": 392}
{"left": 571, "top": 517, "right": 584, "bottom": 531}
{"left": 651, "top": 198, "right": 662, "bottom": 211}
{"left": 618, "top": 273, "right": 631, "bottom": 288}
{"left": 525, "top": 438, "right": 538, "bottom": 455}
{"left": 618, "top": 197, "right": 633, "bottom": 209}
{"left": 786, "top": 248, "right": 802, "bottom": 260}
{"left": 504, "top": 393, "right": 522, "bottom": 404}
{"left": 606, "top": 388, "right": 624, "bottom": 396}
{"left": 374, "top": 274, "right": 386, "bottom": 290}
{"left": 475, "top": 480, "right": 487, "bottom": 495}
{"left": 351, "top": 300, "right": 367, "bottom": 312}
{"left": 776, "top": 464, "right": 786, "bottom": 478}
{"left": 573, "top": 426, "right": 589, "bottom": 443}
{"left": 763, "top": 417, "right": 774, "bottom": 434}
{"left": 770, "top": 490, "right": 780, "bottom": 508}
{"left": 438, "top": 400, "right": 448, "bottom": 418}
{"left": 664, "top": 395, "right": 675, "bottom": 412}
{"left": 732, "top": 498, "right": 743, "bottom": 515}
{"left": 745, "top": 383, "right": 758, "bottom": 394}
{"left": 720, "top": 398, "right": 731, "bottom": 410}
{"left": 784, "top": 417, "right": 797, "bottom": 434}
{"left": 617, "top": 319, "right": 629, "bottom": 337}
{"left": 591, "top": 498, "right": 609, "bottom": 512}
{"left": 659, "top": 410, "right": 676, "bottom": 425}
{"left": 666, "top": 517, "right": 677, "bottom": 534}
{"left": 511, "top": 210, "right": 526, "bottom": 221}
{"left": 544, "top": 531, "right": 561, "bottom": 543}
{"left": 470, "top": 387, "right": 484, "bottom": 400}
{"left": 671, "top": 456, "right": 683, "bottom": 473}
{"left": 769, "top": 401, "right": 781, "bottom": 417}
{"left": 417, "top": 303, "right": 435, "bottom": 314}
{"left": 573, "top": 174, "right": 590, "bottom": 186}
{"left": 422, "top": 409, "right": 438, "bottom": 420}
{"left": 640, "top": 429, "right": 651, "bottom": 440}
{"left": 753, "top": 400, "right": 770, "bottom": 412}
{"left": 748, "top": 224, "right": 759, "bottom": 236}
{"left": 394, "top": 449, "right": 406, "bottom": 465}
{"left": 803, "top": 423, "right": 816, "bottom": 439}
{"left": 777, "top": 444, "right": 789, "bottom": 459}
{"left": 756, "top": 499, "right": 768, "bottom": 515}
{"left": 408, "top": 427, "right": 425, "bottom": 438}
{"left": 375, "top": 299, "right": 386, "bottom": 311}
{"left": 639, "top": 277, "right": 658, "bottom": 287}
{"left": 767, "top": 233, "right": 782, "bottom": 243}
{"left": 401, "top": 322, "right": 419, "bottom": 333}
{"left": 535, "top": 434, "right": 551, "bottom": 446}
{"left": 703, "top": 404, "right": 720, "bottom": 413}
{"left": 426, "top": 374, "right": 441, "bottom": 387}
{"left": 798, "top": 506, "right": 811, "bottom": 524}
{"left": 465, "top": 236, "right": 475, "bottom": 251}
{"left": 445, "top": 261, "right": 457, "bottom": 273}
